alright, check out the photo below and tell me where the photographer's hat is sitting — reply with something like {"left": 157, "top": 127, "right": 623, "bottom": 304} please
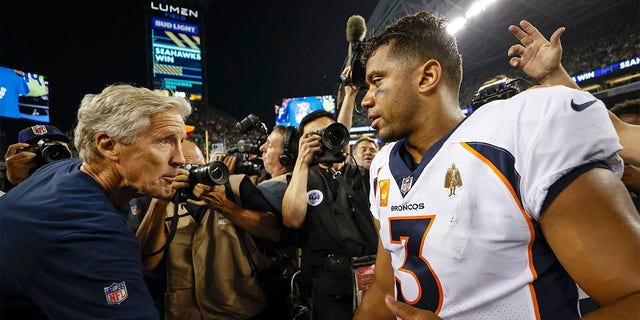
{"left": 18, "top": 125, "right": 69, "bottom": 144}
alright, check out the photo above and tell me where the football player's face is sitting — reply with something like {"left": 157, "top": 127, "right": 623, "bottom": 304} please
{"left": 362, "top": 44, "right": 421, "bottom": 143}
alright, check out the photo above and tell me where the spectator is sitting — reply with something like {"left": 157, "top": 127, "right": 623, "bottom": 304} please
{"left": 282, "top": 110, "right": 378, "bottom": 320}
{"left": 351, "top": 136, "right": 379, "bottom": 169}
{"left": 1, "top": 124, "right": 72, "bottom": 192}
{"left": 136, "top": 139, "right": 281, "bottom": 319}
{"left": 353, "top": 12, "right": 639, "bottom": 320}
{"left": 0, "top": 83, "right": 192, "bottom": 319}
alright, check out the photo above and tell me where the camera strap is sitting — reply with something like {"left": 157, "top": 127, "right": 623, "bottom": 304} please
{"left": 142, "top": 193, "right": 187, "bottom": 257}
{"left": 332, "top": 166, "right": 378, "bottom": 253}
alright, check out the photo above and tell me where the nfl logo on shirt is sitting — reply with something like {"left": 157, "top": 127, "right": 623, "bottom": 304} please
{"left": 104, "top": 281, "right": 128, "bottom": 304}
{"left": 401, "top": 176, "right": 413, "bottom": 195}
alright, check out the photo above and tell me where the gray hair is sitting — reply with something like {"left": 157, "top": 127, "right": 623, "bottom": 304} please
{"left": 74, "top": 84, "right": 192, "bottom": 162}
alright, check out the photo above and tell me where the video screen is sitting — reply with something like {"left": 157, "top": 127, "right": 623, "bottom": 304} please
{"left": 148, "top": 1, "right": 203, "bottom": 105}
{"left": 275, "top": 95, "right": 336, "bottom": 127}
{"left": 0, "top": 66, "right": 50, "bottom": 123}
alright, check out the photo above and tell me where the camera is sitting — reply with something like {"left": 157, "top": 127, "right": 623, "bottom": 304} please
{"left": 176, "top": 160, "right": 230, "bottom": 202}
{"left": 339, "top": 42, "right": 367, "bottom": 88}
{"left": 230, "top": 114, "right": 268, "bottom": 176}
{"left": 470, "top": 77, "right": 529, "bottom": 111}
{"left": 234, "top": 152, "right": 263, "bottom": 176}
{"left": 16, "top": 139, "right": 72, "bottom": 167}
{"left": 312, "top": 122, "right": 350, "bottom": 165}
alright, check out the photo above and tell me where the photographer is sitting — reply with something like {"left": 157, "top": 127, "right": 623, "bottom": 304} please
{"left": 1, "top": 124, "right": 72, "bottom": 193}
{"left": 136, "top": 139, "right": 281, "bottom": 320}
{"left": 282, "top": 110, "right": 378, "bottom": 320}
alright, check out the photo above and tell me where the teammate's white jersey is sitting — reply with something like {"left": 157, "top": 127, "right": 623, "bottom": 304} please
{"left": 369, "top": 85, "right": 622, "bottom": 319}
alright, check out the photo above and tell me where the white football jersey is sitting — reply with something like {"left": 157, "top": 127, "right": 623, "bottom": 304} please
{"left": 369, "top": 85, "right": 622, "bottom": 319}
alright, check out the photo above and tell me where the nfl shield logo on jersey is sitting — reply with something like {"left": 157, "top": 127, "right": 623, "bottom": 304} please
{"left": 104, "top": 281, "right": 128, "bottom": 304}
{"left": 401, "top": 176, "right": 413, "bottom": 195}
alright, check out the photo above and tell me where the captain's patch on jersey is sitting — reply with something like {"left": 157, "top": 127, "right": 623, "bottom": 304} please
{"left": 307, "top": 190, "right": 323, "bottom": 206}
{"left": 379, "top": 179, "right": 389, "bottom": 207}
{"left": 104, "top": 281, "right": 128, "bottom": 305}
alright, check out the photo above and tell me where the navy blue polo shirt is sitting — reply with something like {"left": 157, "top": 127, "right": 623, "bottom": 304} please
{"left": 0, "top": 158, "right": 158, "bottom": 319}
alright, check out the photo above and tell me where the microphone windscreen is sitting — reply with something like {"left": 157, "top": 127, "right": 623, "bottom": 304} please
{"left": 346, "top": 15, "right": 366, "bottom": 43}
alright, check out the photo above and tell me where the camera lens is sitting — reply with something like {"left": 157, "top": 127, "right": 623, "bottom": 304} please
{"left": 190, "top": 160, "right": 229, "bottom": 186}
{"left": 40, "top": 143, "right": 72, "bottom": 164}
{"left": 321, "top": 123, "right": 349, "bottom": 151}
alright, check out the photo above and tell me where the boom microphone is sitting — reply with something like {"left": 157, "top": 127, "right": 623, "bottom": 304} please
{"left": 346, "top": 15, "right": 366, "bottom": 44}
{"left": 344, "top": 15, "right": 367, "bottom": 84}
{"left": 337, "top": 15, "right": 368, "bottom": 112}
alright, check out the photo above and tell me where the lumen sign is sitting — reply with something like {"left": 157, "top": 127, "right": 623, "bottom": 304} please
{"left": 150, "top": 1, "right": 198, "bottom": 19}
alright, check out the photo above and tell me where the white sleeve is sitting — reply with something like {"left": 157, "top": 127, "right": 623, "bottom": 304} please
{"left": 514, "top": 86, "right": 623, "bottom": 220}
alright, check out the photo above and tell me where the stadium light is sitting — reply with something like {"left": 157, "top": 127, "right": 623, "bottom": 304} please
{"left": 448, "top": 0, "right": 499, "bottom": 35}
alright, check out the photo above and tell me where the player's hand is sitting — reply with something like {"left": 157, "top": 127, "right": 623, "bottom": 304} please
{"left": 4, "top": 143, "right": 38, "bottom": 185}
{"left": 384, "top": 295, "right": 442, "bottom": 320}
{"left": 507, "top": 20, "right": 565, "bottom": 84}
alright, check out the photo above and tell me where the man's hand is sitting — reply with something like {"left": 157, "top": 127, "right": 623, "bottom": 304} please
{"left": 192, "top": 183, "right": 229, "bottom": 209}
{"left": 384, "top": 295, "right": 442, "bottom": 320}
{"left": 508, "top": 20, "right": 565, "bottom": 84}
{"left": 167, "top": 167, "right": 192, "bottom": 202}
{"left": 297, "top": 132, "right": 322, "bottom": 166}
{"left": 341, "top": 66, "right": 362, "bottom": 96}
{"left": 4, "top": 143, "right": 38, "bottom": 185}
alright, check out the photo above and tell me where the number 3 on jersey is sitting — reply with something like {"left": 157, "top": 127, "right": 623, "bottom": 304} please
{"left": 390, "top": 215, "right": 443, "bottom": 313}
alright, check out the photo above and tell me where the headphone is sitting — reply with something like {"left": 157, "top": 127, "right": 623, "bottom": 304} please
{"left": 279, "top": 126, "right": 298, "bottom": 168}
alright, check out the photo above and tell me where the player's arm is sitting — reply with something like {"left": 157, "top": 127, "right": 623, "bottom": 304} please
{"left": 354, "top": 219, "right": 443, "bottom": 320}
{"left": 354, "top": 219, "right": 396, "bottom": 320}
{"left": 540, "top": 168, "right": 640, "bottom": 319}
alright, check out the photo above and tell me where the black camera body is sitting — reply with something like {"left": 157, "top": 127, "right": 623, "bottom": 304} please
{"left": 16, "top": 139, "right": 72, "bottom": 167}
{"left": 312, "top": 122, "right": 350, "bottom": 165}
{"left": 470, "top": 78, "right": 526, "bottom": 111}
{"left": 176, "top": 160, "right": 229, "bottom": 202}
{"left": 234, "top": 153, "right": 263, "bottom": 176}
{"left": 231, "top": 114, "right": 268, "bottom": 176}
{"left": 340, "top": 41, "right": 367, "bottom": 87}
